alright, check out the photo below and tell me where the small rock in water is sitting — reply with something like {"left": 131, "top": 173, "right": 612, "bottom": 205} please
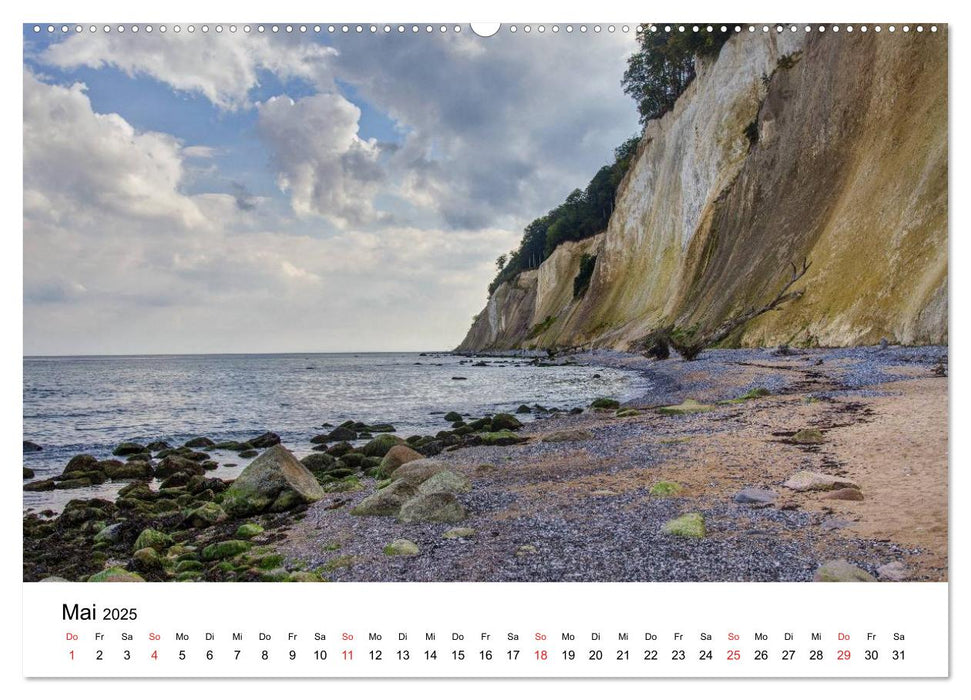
{"left": 733, "top": 487, "right": 777, "bottom": 505}
{"left": 784, "top": 471, "right": 858, "bottom": 492}
{"left": 813, "top": 560, "right": 875, "bottom": 582}
{"left": 383, "top": 538, "right": 420, "bottom": 556}
{"left": 451, "top": 376, "right": 468, "bottom": 381}
{"left": 249, "top": 432, "right": 281, "bottom": 449}
{"left": 23, "top": 440, "right": 42, "bottom": 452}
{"left": 877, "top": 561, "right": 909, "bottom": 581}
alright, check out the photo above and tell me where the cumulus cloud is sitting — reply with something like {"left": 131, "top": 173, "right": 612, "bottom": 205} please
{"left": 257, "top": 92, "right": 386, "bottom": 227}
{"left": 23, "top": 70, "right": 208, "bottom": 230}
{"left": 41, "top": 32, "right": 337, "bottom": 110}
{"left": 24, "top": 30, "right": 641, "bottom": 354}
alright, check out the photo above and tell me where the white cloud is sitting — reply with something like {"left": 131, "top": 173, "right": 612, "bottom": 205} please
{"left": 24, "top": 31, "right": 641, "bottom": 354}
{"left": 41, "top": 32, "right": 336, "bottom": 110}
{"left": 23, "top": 70, "right": 207, "bottom": 230}
{"left": 257, "top": 92, "right": 385, "bottom": 227}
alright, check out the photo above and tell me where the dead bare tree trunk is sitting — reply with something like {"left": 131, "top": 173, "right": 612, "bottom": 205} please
{"left": 641, "top": 259, "right": 812, "bottom": 361}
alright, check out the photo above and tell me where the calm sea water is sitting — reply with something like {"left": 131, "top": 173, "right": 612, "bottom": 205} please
{"left": 23, "top": 352, "right": 648, "bottom": 512}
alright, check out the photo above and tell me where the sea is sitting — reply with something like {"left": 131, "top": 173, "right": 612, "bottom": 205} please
{"left": 23, "top": 352, "right": 649, "bottom": 513}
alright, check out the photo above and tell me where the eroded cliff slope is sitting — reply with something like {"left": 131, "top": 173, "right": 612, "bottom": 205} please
{"left": 458, "top": 29, "right": 947, "bottom": 352}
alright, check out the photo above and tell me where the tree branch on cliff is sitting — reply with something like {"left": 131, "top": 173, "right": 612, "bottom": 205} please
{"left": 639, "top": 259, "right": 812, "bottom": 361}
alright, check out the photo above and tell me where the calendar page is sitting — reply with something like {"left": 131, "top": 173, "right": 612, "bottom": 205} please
{"left": 18, "top": 2, "right": 953, "bottom": 688}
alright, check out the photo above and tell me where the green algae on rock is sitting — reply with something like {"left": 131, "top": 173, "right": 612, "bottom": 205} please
{"left": 650, "top": 481, "right": 683, "bottom": 497}
{"left": 661, "top": 512, "right": 706, "bottom": 538}
{"left": 222, "top": 444, "right": 325, "bottom": 516}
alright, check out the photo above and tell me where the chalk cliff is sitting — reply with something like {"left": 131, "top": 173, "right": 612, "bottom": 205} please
{"left": 458, "top": 29, "right": 947, "bottom": 352}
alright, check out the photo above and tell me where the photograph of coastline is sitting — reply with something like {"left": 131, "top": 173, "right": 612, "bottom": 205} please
{"left": 23, "top": 24, "right": 947, "bottom": 583}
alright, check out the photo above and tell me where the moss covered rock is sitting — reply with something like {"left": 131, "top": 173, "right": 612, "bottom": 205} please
{"left": 222, "top": 444, "right": 325, "bottom": 516}
{"left": 650, "top": 481, "right": 683, "bottom": 497}
{"left": 661, "top": 512, "right": 706, "bottom": 538}
{"left": 186, "top": 502, "right": 227, "bottom": 528}
{"left": 417, "top": 470, "right": 472, "bottom": 495}
{"left": 134, "top": 528, "right": 173, "bottom": 552}
{"left": 616, "top": 408, "right": 641, "bottom": 418}
{"left": 490, "top": 413, "right": 523, "bottom": 431}
{"left": 387, "top": 459, "right": 446, "bottom": 486}
{"left": 201, "top": 540, "right": 251, "bottom": 561}
{"left": 443, "top": 527, "right": 475, "bottom": 539}
{"left": 791, "top": 428, "right": 825, "bottom": 444}
{"left": 479, "top": 430, "right": 528, "bottom": 446}
{"left": 350, "top": 480, "right": 418, "bottom": 516}
{"left": 444, "top": 411, "right": 463, "bottom": 422}
{"left": 383, "top": 538, "right": 420, "bottom": 556}
{"left": 398, "top": 493, "right": 467, "bottom": 524}
{"left": 590, "top": 398, "right": 620, "bottom": 410}
{"left": 361, "top": 434, "right": 406, "bottom": 458}
{"left": 377, "top": 444, "right": 424, "bottom": 479}
{"left": 88, "top": 567, "right": 144, "bottom": 582}
{"left": 235, "top": 522, "right": 265, "bottom": 539}
{"left": 813, "top": 560, "right": 876, "bottom": 582}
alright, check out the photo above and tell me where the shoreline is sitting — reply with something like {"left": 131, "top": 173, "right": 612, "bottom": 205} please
{"left": 24, "top": 345, "right": 948, "bottom": 583}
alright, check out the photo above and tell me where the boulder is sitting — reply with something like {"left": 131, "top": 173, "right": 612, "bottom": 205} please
{"left": 134, "top": 528, "right": 173, "bottom": 552}
{"left": 326, "top": 426, "right": 357, "bottom": 442}
{"left": 542, "top": 429, "right": 593, "bottom": 443}
{"left": 590, "top": 398, "right": 620, "bottom": 410}
{"left": 112, "top": 442, "right": 146, "bottom": 457}
{"left": 388, "top": 459, "right": 447, "bottom": 486}
{"left": 478, "top": 430, "right": 528, "bottom": 446}
{"left": 361, "top": 434, "right": 406, "bottom": 458}
{"left": 813, "top": 560, "right": 875, "bottom": 582}
{"left": 186, "top": 502, "right": 228, "bottom": 528}
{"left": 398, "top": 493, "right": 467, "bottom": 523}
{"left": 235, "top": 522, "right": 264, "bottom": 539}
{"left": 300, "top": 453, "right": 338, "bottom": 472}
{"left": 23, "top": 440, "right": 42, "bottom": 452}
{"left": 155, "top": 455, "right": 206, "bottom": 478}
{"left": 201, "top": 540, "right": 251, "bottom": 560}
{"left": 23, "top": 467, "right": 34, "bottom": 479}
{"left": 249, "top": 432, "right": 281, "bottom": 449}
{"left": 443, "top": 527, "right": 475, "bottom": 539}
{"left": 377, "top": 444, "right": 424, "bottom": 478}
{"left": 444, "top": 411, "right": 462, "bottom": 422}
{"left": 221, "top": 444, "right": 325, "bottom": 516}
{"left": 131, "top": 547, "right": 163, "bottom": 574}
{"left": 185, "top": 437, "right": 216, "bottom": 449}
{"left": 350, "top": 480, "right": 418, "bottom": 516}
{"left": 733, "top": 487, "right": 777, "bottom": 504}
{"left": 515, "top": 405, "right": 532, "bottom": 414}
{"left": 417, "top": 470, "right": 472, "bottom": 495}
{"left": 94, "top": 523, "right": 124, "bottom": 545}
{"left": 490, "top": 413, "right": 522, "bottom": 431}
{"left": 877, "top": 562, "right": 909, "bottom": 581}
{"left": 103, "top": 460, "right": 153, "bottom": 480}
{"left": 63, "top": 454, "right": 99, "bottom": 474}
{"left": 661, "top": 513, "right": 706, "bottom": 538}
{"left": 784, "top": 471, "right": 859, "bottom": 492}
{"left": 383, "top": 538, "right": 420, "bottom": 556}
{"left": 23, "top": 478, "right": 56, "bottom": 492}
{"left": 88, "top": 567, "right": 144, "bottom": 582}
{"left": 146, "top": 440, "right": 172, "bottom": 452}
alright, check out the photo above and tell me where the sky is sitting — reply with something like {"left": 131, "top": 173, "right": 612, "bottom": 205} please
{"left": 23, "top": 25, "right": 640, "bottom": 355}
